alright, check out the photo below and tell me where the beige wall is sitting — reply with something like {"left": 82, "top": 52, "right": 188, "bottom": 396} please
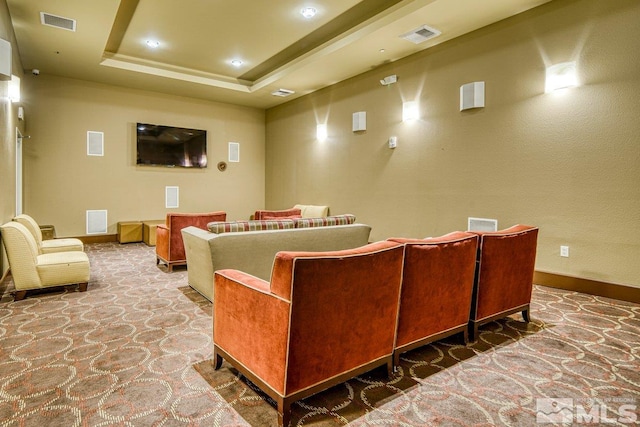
{"left": 21, "top": 75, "right": 265, "bottom": 237}
{"left": 266, "top": 0, "right": 640, "bottom": 287}
{"left": 0, "top": 0, "right": 24, "bottom": 277}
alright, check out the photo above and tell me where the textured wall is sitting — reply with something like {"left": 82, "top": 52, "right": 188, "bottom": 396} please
{"left": 265, "top": 0, "right": 640, "bottom": 286}
{"left": 21, "top": 75, "right": 265, "bottom": 237}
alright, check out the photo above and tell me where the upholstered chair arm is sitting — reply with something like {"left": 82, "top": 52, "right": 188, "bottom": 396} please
{"left": 155, "top": 224, "right": 170, "bottom": 261}
{"left": 214, "top": 269, "right": 290, "bottom": 395}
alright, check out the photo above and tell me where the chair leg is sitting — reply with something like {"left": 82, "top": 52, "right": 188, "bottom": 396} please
{"left": 213, "top": 352, "right": 223, "bottom": 370}
{"left": 78, "top": 282, "right": 88, "bottom": 292}
{"left": 168, "top": 264, "right": 173, "bottom": 273}
{"left": 278, "top": 398, "right": 292, "bottom": 427}
{"left": 462, "top": 328, "right": 469, "bottom": 345}
{"left": 392, "top": 352, "right": 401, "bottom": 373}
{"left": 13, "top": 290, "right": 27, "bottom": 301}
{"left": 387, "top": 358, "right": 394, "bottom": 378}
{"left": 522, "top": 308, "right": 530, "bottom": 323}
{"left": 468, "top": 321, "right": 479, "bottom": 342}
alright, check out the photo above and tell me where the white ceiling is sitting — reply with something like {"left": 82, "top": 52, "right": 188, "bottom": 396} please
{"left": 7, "top": 0, "right": 553, "bottom": 109}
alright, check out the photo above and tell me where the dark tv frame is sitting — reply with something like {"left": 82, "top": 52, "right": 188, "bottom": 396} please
{"left": 136, "top": 122, "right": 208, "bottom": 168}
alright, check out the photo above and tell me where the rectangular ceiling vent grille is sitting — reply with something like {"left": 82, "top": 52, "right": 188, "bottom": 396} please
{"left": 40, "top": 12, "right": 76, "bottom": 32}
{"left": 400, "top": 25, "right": 441, "bottom": 44}
{"left": 271, "top": 89, "right": 295, "bottom": 97}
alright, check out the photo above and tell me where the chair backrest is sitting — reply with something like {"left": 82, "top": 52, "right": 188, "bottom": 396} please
{"left": 270, "top": 241, "right": 404, "bottom": 395}
{"left": 13, "top": 214, "right": 43, "bottom": 247}
{"left": 389, "top": 232, "right": 479, "bottom": 348}
{"left": 471, "top": 224, "right": 539, "bottom": 321}
{"left": 253, "top": 208, "right": 301, "bottom": 220}
{"left": 0, "top": 222, "right": 42, "bottom": 289}
{"left": 293, "top": 204, "right": 329, "bottom": 218}
{"left": 165, "top": 211, "right": 226, "bottom": 259}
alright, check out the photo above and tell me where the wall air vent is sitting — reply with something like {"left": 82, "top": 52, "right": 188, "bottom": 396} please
{"left": 271, "top": 89, "right": 295, "bottom": 97}
{"left": 400, "top": 25, "right": 441, "bottom": 44}
{"left": 40, "top": 12, "right": 76, "bottom": 32}
{"left": 468, "top": 217, "right": 498, "bottom": 232}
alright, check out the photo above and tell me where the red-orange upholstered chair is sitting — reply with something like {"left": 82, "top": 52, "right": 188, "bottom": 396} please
{"left": 389, "top": 232, "right": 478, "bottom": 366}
{"left": 253, "top": 207, "right": 302, "bottom": 220}
{"left": 468, "top": 224, "right": 539, "bottom": 341}
{"left": 213, "top": 241, "right": 405, "bottom": 427}
{"left": 155, "top": 211, "right": 226, "bottom": 271}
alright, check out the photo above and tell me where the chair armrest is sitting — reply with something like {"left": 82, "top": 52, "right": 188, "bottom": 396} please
{"left": 214, "top": 269, "right": 290, "bottom": 393}
{"left": 156, "top": 224, "right": 170, "bottom": 260}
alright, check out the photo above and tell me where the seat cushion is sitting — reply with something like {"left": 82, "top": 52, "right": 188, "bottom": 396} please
{"left": 37, "top": 251, "right": 90, "bottom": 287}
{"left": 41, "top": 238, "right": 84, "bottom": 253}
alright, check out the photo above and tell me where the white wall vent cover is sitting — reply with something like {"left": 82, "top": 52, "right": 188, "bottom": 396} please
{"left": 0, "top": 38, "right": 11, "bottom": 80}
{"left": 86, "top": 210, "right": 107, "bottom": 234}
{"left": 166, "top": 186, "right": 179, "bottom": 208}
{"left": 40, "top": 12, "right": 76, "bottom": 31}
{"left": 400, "top": 25, "right": 441, "bottom": 44}
{"left": 87, "top": 131, "right": 104, "bottom": 156}
{"left": 468, "top": 217, "right": 498, "bottom": 232}
{"left": 228, "top": 142, "right": 240, "bottom": 163}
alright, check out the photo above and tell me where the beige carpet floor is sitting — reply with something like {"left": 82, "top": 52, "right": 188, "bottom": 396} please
{"left": 0, "top": 242, "right": 638, "bottom": 426}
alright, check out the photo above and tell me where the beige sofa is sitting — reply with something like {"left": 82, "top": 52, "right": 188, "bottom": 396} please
{"left": 181, "top": 222, "right": 371, "bottom": 301}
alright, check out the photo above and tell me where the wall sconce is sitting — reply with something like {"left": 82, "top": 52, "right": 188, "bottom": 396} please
{"left": 8, "top": 74, "right": 20, "bottom": 102}
{"left": 402, "top": 101, "right": 419, "bottom": 122}
{"left": 316, "top": 124, "right": 327, "bottom": 141}
{"left": 352, "top": 112, "right": 366, "bottom": 132}
{"left": 545, "top": 61, "right": 577, "bottom": 93}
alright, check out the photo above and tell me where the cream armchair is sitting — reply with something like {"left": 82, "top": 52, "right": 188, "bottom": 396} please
{"left": 0, "top": 222, "right": 90, "bottom": 301}
{"left": 13, "top": 214, "right": 84, "bottom": 254}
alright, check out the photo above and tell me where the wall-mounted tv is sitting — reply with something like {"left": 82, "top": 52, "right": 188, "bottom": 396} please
{"left": 136, "top": 123, "right": 207, "bottom": 168}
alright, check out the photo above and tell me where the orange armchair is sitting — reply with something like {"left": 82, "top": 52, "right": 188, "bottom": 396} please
{"left": 389, "top": 232, "right": 479, "bottom": 365}
{"left": 468, "top": 224, "right": 539, "bottom": 341}
{"left": 213, "top": 241, "right": 404, "bottom": 426}
{"left": 156, "top": 211, "right": 226, "bottom": 271}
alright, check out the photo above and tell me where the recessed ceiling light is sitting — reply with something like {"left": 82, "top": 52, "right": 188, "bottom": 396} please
{"left": 300, "top": 7, "right": 317, "bottom": 19}
{"left": 146, "top": 40, "right": 160, "bottom": 48}
{"left": 230, "top": 59, "right": 243, "bottom": 67}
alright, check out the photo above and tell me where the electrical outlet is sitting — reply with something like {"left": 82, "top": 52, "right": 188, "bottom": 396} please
{"left": 560, "top": 245, "right": 569, "bottom": 257}
{"left": 388, "top": 136, "right": 397, "bottom": 149}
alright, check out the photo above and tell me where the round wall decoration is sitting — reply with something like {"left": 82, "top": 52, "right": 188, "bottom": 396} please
{"left": 217, "top": 161, "right": 227, "bottom": 172}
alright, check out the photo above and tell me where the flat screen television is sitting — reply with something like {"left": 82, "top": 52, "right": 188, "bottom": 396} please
{"left": 136, "top": 123, "right": 207, "bottom": 168}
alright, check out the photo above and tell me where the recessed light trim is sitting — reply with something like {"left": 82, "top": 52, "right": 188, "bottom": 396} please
{"left": 146, "top": 40, "right": 160, "bottom": 48}
{"left": 231, "top": 59, "right": 244, "bottom": 67}
{"left": 300, "top": 7, "right": 317, "bottom": 19}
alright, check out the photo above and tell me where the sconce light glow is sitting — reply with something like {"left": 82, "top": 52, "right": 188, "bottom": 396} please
{"left": 545, "top": 61, "right": 578, "bottom": 93}
{"left": 145, "top": 40, "right": 160, "bottom": 48}
{"left": 301, "top": 7, "right": 317, "bottom": 19}
{"left": 316, "top": 124, "right": 327, "bottom": 141}
{"left": 8, "top": 75, "right": 20, "bottom": 102}
{"left": 402, "top": 101, "right": 419, "bottom": 122}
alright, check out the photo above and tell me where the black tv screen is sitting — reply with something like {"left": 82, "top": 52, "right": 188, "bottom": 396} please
{"left": 136, "top": 123, "right": 207, "bottom": 168}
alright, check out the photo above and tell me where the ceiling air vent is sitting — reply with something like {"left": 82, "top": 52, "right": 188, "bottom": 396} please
{"left": 400, "top": 24, "right": 441, "bottom": 44}
{"left": 271, "top": 89, "right": 295, "bottom": 97}
{"left": 40, "top": 12, "right": 76, "bottom": 32}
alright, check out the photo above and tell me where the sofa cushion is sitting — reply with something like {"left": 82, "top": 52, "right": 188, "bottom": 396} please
{"left": 294, "top": 214, "right": 356, "bottom": 228}
{"left": 254, "top": 208, "right": 302, "bottom": 220}
{"left": 208, "top": 219, "right": 296, "bottom": 234}
{"left": 262, "top": 215, "right": 302, "bottom": 220}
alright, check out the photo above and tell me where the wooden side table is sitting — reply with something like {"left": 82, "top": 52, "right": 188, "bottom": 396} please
{"left": 117, "top": 221, "right": 143, "bottom": 243}
{"left": 142, "top": 220, "right": 165, "bottom": 246}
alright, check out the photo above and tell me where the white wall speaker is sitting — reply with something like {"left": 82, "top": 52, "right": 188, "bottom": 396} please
{"left": 468, "top": 217, "right": 498, "bottom": 232}
{"left": 228, "top": 142, "right": 240, "bottom": 162}
{"left": 460, "top": 81, "right": 485, "bottom": 111}
{"left": 352, "top": 111, "right": 366, "bottom": 132}
{"left": 0, "top": 38, "right": 11, "bottom": 81}
{"left": 86, "top": 210, "right": 108, "bottom": 234}
{"left": 87, "top": 131, "right": 104, "bottom": 156}
{"left": 165, "top": 186, "right": 179, "bottom": 208}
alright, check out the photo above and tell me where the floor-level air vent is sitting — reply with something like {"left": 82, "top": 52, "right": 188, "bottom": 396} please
{"left": 468, "top": 217, "right": 498, "bottom": 232}
{"left": 271, "top": 89, "right": 295, "bottom": 97}
{"left": 400, "top": 24, "right": 441, "bottom": 44}
{"left": 40, "top": 12, "right": 76, "bottom": 32}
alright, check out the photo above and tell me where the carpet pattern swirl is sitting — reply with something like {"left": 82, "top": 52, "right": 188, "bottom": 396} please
{"left": 0, "top": 242, "right": 638, "bottom": 426}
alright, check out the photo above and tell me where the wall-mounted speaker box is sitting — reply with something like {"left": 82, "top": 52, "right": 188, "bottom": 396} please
{"left": 0, "top": 38, "right": 11, "bottom": 81}
{"left": 352, "top": 111, "right": 366, "bottom": 132}
{"left": 460, "top": 81, "right": 485, "bottom": 111}
{"left": 86, "top": 210, "right": 108, "bottom": 234}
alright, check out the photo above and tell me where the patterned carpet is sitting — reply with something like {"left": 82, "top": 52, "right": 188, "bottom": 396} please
{"left": 0, "top": 242, "right": 638, "bottom": 426}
